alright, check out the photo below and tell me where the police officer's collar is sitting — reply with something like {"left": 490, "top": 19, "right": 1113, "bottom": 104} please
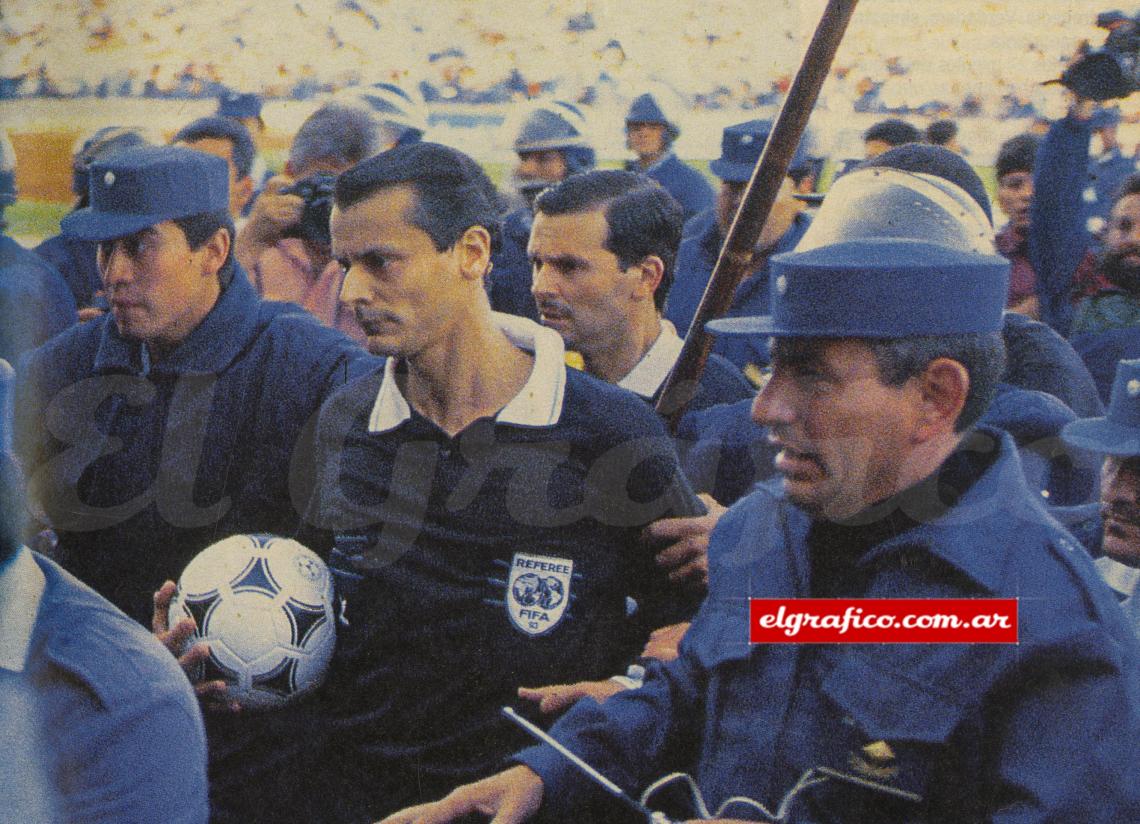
{"left": 92, "top": 264, "right": 262, "bottom": 377}
{"left": 642, "top": 149, "right": 677, "bottom": 175}
{"left": 367, "top": 312, "right": 568, "bottom": 433}
{"left": 859, "top": 429, "right": 1055, "bottom": 594}
{"left": 0, "top": 547, "right": 45, "bottom": 673}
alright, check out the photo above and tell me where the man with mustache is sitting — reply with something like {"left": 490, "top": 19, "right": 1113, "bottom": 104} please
{"left": 489, "top": 100, "right": 596, "bottom": 322}
{"left": 300, "top": 142, "right": 707, "bottom": 822}
{"left": 528, "top": 169, "right": 753, "bottom": 415}
{"left": 1063, "top": 357, "right": 1140, "bottom": 636}
{"left": 382, "top": 160, "right": 1140, "bottom": 824}
{"left": 1069, "top": 173, "right": 1140, "bottom": 400}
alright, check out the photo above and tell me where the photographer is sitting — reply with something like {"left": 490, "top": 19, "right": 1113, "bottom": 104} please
{"left": 235, "top": 101, "right": 391, "bottom": 342}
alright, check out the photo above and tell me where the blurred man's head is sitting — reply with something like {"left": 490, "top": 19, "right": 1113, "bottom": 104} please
{"left": 69, "top": 126, "right": 151, "bottom": 209}
{"left": 173, "top": 116, "right": 256, "bottom": 217}
{"left": 925, "top": 119, "right": 961, "bottom": 153}
{"left": 511, "top": 101, "right": 595, "bottom": 208}
{"left": 287, "top": 102, "right": 390, "bottom": 179}
{"left": 863, "top": 118, "right": 922, "bottom": 158}
{"left": 625, "top": 93, "right": 679, "bottom": 167}
{"left": 1101, "top": 174, "right": 1140, "bottom": 293}
{"left": 216, "top": 91, "right": 266, "bottom": 146}
{"left": 709, "top": 119, "right": 804, "bottom": 248}
{"left": 994, "top": 134, "right": 1039, "bottom": 232}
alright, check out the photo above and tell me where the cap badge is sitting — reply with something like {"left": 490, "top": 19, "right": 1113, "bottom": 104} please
{"left": 741, "top": 134, "right": 753, "bottom": 145}
{"left": 1127, "top": 379, "right": 1140, "bottom": 397}
{"left": 103, "top": 171, "right": 115, "bottom": 187}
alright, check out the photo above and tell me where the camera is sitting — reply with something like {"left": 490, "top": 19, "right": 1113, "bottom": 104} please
{"left": 281, "top": 172, "right": 337, "bottom": 250}
{"left": 1052, "top": 10, "right": 1139, "bottom": 101}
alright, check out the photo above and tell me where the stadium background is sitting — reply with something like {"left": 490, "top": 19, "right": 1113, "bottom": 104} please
{"left": 1, "top": 0, "right": 1129, "bottom": 245}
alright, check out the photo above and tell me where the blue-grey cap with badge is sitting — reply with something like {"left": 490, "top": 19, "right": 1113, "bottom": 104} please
{"left": 60, "top": 145, "right": 230, "bottom": 242}
{"left": 1062, "top": 360, "right": 1140, "bottom": 456}
{"left": 708, "top": 119, "right": 812, "bottom": 184}
{"left": 217, "top": 91, "right": 263, "bottom": 120}
{"left": 706, "top": 165, "right": 1010, "bottom": 339}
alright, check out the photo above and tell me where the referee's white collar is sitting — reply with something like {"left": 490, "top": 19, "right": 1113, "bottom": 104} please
{"left": 618, "top": 319, "right": 682, "bottom": 399}
{"left": 1096, "top": 555, "right": 1140, "bottom": 602}
{"left": 0, "top": 547, "right": 46, "bottom": 673}
{"left": 368, "top": 312, "right": 567, "bottom": 433}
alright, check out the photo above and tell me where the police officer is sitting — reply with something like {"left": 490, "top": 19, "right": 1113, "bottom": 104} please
{"left": 668, "top": 119, "right": 811, "bottom": 379}
{"left": 624, "top": 91, "right": 714, "bottom": 222}
{"left": 34, "top": 125, "right": 150, "bottom": 318}
{"left": 490, "top": 100, "right": 595, "bottom": 321}
{"left": 12, "top": 145, "right": 377, "bottom": 822}
{"left": 1063, "top": 357, "right": 1140, "bottom": 636}
{"left": 383, "top": 160, "right": 1140, "bottom": 824}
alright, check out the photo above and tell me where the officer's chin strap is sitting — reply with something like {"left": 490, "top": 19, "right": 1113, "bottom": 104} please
{"left": 640, "top": 766, "right": 922, "bottom": 822}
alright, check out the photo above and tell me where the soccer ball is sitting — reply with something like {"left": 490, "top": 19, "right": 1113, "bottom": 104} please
{"left": 169, "top": 534, "right": 336, "bottom": 710}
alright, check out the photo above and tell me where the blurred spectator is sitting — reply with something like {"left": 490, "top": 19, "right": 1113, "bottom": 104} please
{"left": 34, "top": 126, "right": 150, "bottom": 318}
{"left": 235, "top": 101, "right": 392, "bottom": 341}
{"left": 0, "top": 132, "right": 77, "bottom": 362}
{"left": 173, "top": 116, "right": 256, "bottom": 219}
{"left": 994, "top": 134, "right": 1043, "bottom": 317}
{"left": 1086, "top": 107, "right": 1139, "bottom": 236}
{"left": 925, "top": 118, "right": 961, "bottom": 152}
{"left": 624, "top": 92, "right": 714, "bottom": 222}
{"left": 863, "top": 117, "right": 922, "bottom": 158}
{"left": 490, "top": 100, "right": 594, "bottom": 321}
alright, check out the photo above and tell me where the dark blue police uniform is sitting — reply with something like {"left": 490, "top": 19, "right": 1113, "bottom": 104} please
{"left": 301, "top": 316, "right": 705, "bottom": 821}
{"left": 519, "top": 431, "right": 1140, "bottom": 822}
{"left": 667, "top": 209, "right": 811, "bottom": 367}
{"left": 0, "top": 234, "right": 77, "bottom": 363}
{"left": 630, "top": 152, "right": 715, "bottom": 224}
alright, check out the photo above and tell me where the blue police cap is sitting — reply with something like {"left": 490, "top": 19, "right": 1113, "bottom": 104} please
{"left": 217, "top": 91, "right": 263, "bottom": 119}
{"left": 707, "top": 119, "right": 812, "bottom": 184}
{"left": 61, "top": 146, "right": 229, "bottom": 242}
{"left": 626, "top": 93, "right": 669, "bottom": 125}
{"left": 707, "top": 166, "right": 1009, "bottom": 339}
{"left": 1062, "top": 360, "right": 1140, "bottom": 456}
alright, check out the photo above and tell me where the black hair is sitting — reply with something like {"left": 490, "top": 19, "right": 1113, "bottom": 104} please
{"left": 334, "top": 142, "right": 502, "bottom": 253}
{"left": 533, "top": 169, "right": 683, "bottom": 309}
{"left": 171, "top": 210, "right": 236, "bottom": 283}
{"left": 866, "top": 333, "right": 1006, "bottom": 432}
{"left": 863, "top": 118, "right": 922, "bottom": 147}
{"left": 173, "top": 116, "right": 256, "bottom": 179}
{"left": 925, "top": 119, "right": 958, "bottom": 146}
{"left": 995, "top": 134, "right": 1040, "bottom": 181}
{"left": 859, "top": 142, "right": 993, "bottom": 223}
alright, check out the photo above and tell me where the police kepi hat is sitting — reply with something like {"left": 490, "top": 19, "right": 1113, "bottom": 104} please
{"left": 707, "top": 166, "right": 1009, "bottom": 339}
{"left": 61, "top": 146, "right": 230, "bottom": 242}
{"left": 1062, "top": 360, "right": 1140, "bottom": 456}
{"left": 217, "top": 91, "right": 263, "bottom": 119}
{"left": 709, "top": 119, "right": 810, "bottom": 183}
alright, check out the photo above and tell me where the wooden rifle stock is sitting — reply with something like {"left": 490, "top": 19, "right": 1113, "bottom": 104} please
{"left": 656, "top": 0, "right": 859, "bottom": 430}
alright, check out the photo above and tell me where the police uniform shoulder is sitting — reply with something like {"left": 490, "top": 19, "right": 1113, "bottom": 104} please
{"left": 33, "top": 554, "right": 197, "bottom": 711}
{"left": 18, "top": 310, "right": 104, "bottom": 378}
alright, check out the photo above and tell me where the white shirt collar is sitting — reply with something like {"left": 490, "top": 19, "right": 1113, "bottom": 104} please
{"left": 618, "top": 320, "right": 682, "bottom": 399}
{"left": 368, "top": 312, "right": 567, "bottom": 433}
{"left": 0, "top": 547, "right": 46, "bottom": 673}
